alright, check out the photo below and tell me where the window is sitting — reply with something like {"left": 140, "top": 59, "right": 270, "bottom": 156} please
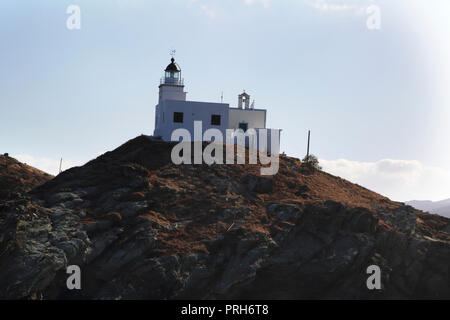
{"left": 166, "top": 71, "right": 179, "bottom": 78}
{"left": 239, "top": 122, "right": 248, "bottom": 132}
{"left": 173, "top": 112, "right": 183, "bottom": 123}
{"left": 211, "top": 114, "right": 221, "bottom": 126}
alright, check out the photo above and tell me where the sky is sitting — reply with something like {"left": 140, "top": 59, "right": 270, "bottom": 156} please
{"left": 1, "top": 0, "right": 449, "bottom": 202}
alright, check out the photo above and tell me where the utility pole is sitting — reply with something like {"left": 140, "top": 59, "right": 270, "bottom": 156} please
{"left": 306, "top": 130, "right": 311, "bottom": 159}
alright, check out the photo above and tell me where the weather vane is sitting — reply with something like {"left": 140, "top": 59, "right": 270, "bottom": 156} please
{"left": 170, "top": 49, "right": 176, "bottom": 58}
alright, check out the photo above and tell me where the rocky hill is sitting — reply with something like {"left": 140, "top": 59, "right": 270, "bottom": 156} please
{"left": 0, "top": 154, "right": 53, "bottom": 200}
{"left": 0, "top": 136, "right": 449, "bottom": 299}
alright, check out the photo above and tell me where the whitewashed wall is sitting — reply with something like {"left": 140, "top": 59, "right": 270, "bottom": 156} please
{"left": 158, "top": 84, "right": 186, "bottom": 102}
{"left": 228, "top": 108, "right": 266, "bottom": 130}
{"left": 155, "top": 100, "right": 230, "bottom": 141}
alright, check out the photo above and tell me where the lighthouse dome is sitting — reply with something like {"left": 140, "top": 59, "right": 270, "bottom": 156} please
{"left": 165, "top": 58, "right": 181, "bottom": 72}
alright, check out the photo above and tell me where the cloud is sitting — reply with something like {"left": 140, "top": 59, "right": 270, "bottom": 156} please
{"left": 244, "top": 0, "right": 271, "bottom": 9}
{"left": 186, "top": 1, "right": 216, "bottom": 19}
{"left": 320, "top": 158, "right": 450, "bottom": 202}
{"left": 187, "top": 0, "right": 198, "bottom": 7}
{"left": 305, "top": 0, "right": 371, "bottom": 15}
{"left": 200, "top": 5, "right": 217, "bottom": 19}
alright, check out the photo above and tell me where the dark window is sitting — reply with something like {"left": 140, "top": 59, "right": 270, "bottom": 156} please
{"left": 173, "top": 112, "right": 183, "bottom": 123}
{"left": 239, "top": 122, "right": 248, "bottom": 132}
{"left": 211, "top": 114, "right": 221, "bottom": 126}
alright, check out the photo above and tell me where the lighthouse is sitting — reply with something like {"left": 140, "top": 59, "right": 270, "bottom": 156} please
{"left": 153, "top": 56, "right": 281, "bottom": 153}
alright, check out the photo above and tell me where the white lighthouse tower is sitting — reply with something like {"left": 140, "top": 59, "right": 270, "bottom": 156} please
{"left": 158, "top": 57, "right": 186, "bottom": 103}
{"left": 153, "top": 57, "right": 229, "bottom": 140}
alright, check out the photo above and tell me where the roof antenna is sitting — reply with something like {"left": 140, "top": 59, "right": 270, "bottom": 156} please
{"left": 221, "top": 91, "right": 223, "bottom": 103}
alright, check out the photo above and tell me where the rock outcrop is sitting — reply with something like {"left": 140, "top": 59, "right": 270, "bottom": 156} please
{"left": 0, "top": 136, "right": 449, "bottom": 299}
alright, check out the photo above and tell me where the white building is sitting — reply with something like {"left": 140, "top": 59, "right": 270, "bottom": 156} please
{"left": 153, "top": 57, "right": 281, "bottom": 153}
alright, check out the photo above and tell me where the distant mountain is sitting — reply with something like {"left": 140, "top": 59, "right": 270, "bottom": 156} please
{"left": 406, "top": 199, "right": 450, "bottom": 218}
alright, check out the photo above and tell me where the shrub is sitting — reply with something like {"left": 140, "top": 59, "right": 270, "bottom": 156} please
{"left": 302, "top": 154, "right": 322, "bottom": 170}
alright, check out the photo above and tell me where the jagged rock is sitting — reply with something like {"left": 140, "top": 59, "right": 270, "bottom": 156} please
{"left": 0, "top": 136, "right": 449, "bottom": 299}
{"left": 47, "top": 192, "right": 80, "bottom": 206}
{"left": 248, "top": 176, "right": 273, "bottom": 193}
{"left": 294, "top": 184, "right": 309, "bottom": 197}
{"left": 267, "top": 203, "right": 300, "bottom": 222}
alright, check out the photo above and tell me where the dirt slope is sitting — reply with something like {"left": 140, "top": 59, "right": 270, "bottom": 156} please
{"left": 0, "top": 154, "right": 53, "bottom": 199}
